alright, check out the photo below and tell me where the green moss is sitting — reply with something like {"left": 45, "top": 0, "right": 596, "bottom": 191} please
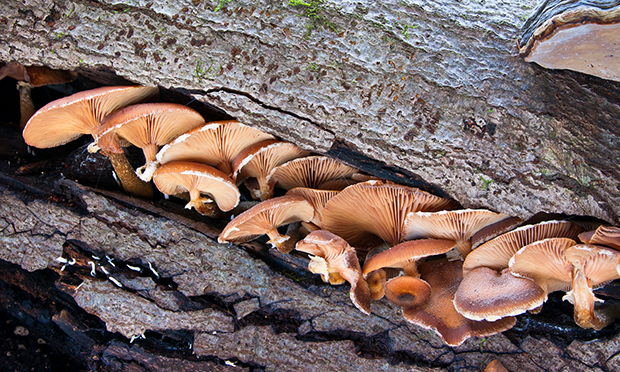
{"left": 480, "top": 175, "right": 493, "bottom": 190}
{"left": 214, "top": 0, "right": 232, "bottom": 12}
{"left": 289, "top": 0, "right": 337, "bottom": 37}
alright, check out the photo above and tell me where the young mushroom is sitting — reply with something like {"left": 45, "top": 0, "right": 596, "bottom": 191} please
{"left": 218, "top": 195, "right": 314, "bottom": 253}
{"left": 93, "top": 103, "right": 206, "bottom": 182}
{"left": 384, "top": 275, "right": 432, "bottom": 309}
{"left": 22, "top": 85, "right": 159, "bottom": 198}
{"left": 155, "top": 120, "right": 275, "bottom": 178}
{"left": 295, "top": 230, "right": 371, "bottom": 314}
{"left": 152, "top": 161, "right": 240, "bottom": 217}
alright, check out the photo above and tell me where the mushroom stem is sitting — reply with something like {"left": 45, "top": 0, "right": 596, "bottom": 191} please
{"left": 17, "top": 81, "right": 34, "bottom": 129}
{"left": 186, "top": 189, "right": 219, "bottom": 217}
{"left": 567, "top": 268, "right": 610, "bottom": 330}
{"left": 105, "top": 150, "right": 154, "bottom": 199}
{"left": 403, "top": 261, "right": 420, "bottom": 277}
{"left": 266, "top": 227, "right": 291, "bottom": 253}
{"left": 258, "top": 177, "right": 274, "bottom": 201}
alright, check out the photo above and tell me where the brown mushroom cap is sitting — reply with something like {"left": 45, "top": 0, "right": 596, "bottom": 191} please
{"left": 156, "top": 120, "right": 275, "bottom": 176}
{"left": 95, "top": 103, "right": 206, "bottom": 180}
{"left": 231, "top": 139, "right": 311, "bottom": 200}
{"left": 322, "top": 180, "right": 458, "bottom": 248}
{"left": 384, "top": 275, "right": 432, "bottom": 308}
{"left": 23, "top": 85, "right": 159, "bottom": 148}
{"left": 454, "top": 267, "right": 546, "bottom": 321}
{"left": 218, "top": 195, "right": 314, "bottom": 252}
{"left": 296, "top": 230, "right": 371, "bottom": 314}
{"left": 485, "top": 359, "right": 509, "bottom": 372}
{"left": 366, "top": 269, "right": 388, "bottom": 301}
{"left": 362, "top": 238, "right": 456, "bottom": 277}
{"left": 285, "top": 187, "right": 339, "bottom": 228}
{"left": 578, "top": 225, "right": 620, "bottom": 250}
{"left": 403, "top": 258, "right": 516, "bottom": 347}
{"left": 404, "top": 209, "right": 511, "bottom": 257}
{"left": 152, "top": 161, "right": 240, "bottom": 213}
{"left": 509, "top": 237, "right": 576, "bottom": 294}
{"left": 463, "top": 220, "right": 583, "bottom": 275}
{"left": 471, "top": 216, "right": 524, "bottom": 249}
{"left": 266, "top": 156, "right": 359, "bottom": 191}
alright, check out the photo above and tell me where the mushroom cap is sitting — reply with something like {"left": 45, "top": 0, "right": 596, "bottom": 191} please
{"left": 322, "top": 180, "right": 458, "bottom": 248}
{"left": 509, "top": 237, "right": 576, "bottom": 294}
{"left": 384, "top": 275, "right": 432, "bottom": 308}
{"left": 266, "top": 156, "right": 359, "bottom": 191}
{"left": 218, "top": 195, "right": 314, "bottom": 244}
{"left": 565, "top": 244, "right": 620, "bottom": 287}
{"left": 362, "top": 238, "right": 457, "bottom": 276}
{"left": 471, "top": 216, "right": 524, "bottom": 249}
{"left": 296, "top": 230, "right": 371, "bottom": 314}
{"left": 23, "top": 85, "right": 159, "bottom": 148}
{"left": 485, "top": 360, "right": 509, "bottom": 372}
{"left": 403, "top": 258, "right": 516, "bottom": 347}
{"left": 463, "top": 220, "right": 583, "bottom": 275}
{"left": 156, "top": 120, "right": 275, "bottom": 176}
{"left": 367, "top": 269, "right": 387, "bottom": 300}
{"left": 454, "top": 267, "right": 546, "bottom": 321}
{"left": 579, "top": 225, "right": 620, "bottom": 250}
{"left": 152, "top": 161, "right": 240, "bottom": 212}
{"left": 285, "top": 187, "right": 339, "bottom": 228}
{"left": 518, "top": 4, "right": 620, "bottom": 82}
{"left": 96, "top": 103, "right": 205, "bottom": 156}
{"left": 404, "top": 209, "right": 511, "bottom": 256}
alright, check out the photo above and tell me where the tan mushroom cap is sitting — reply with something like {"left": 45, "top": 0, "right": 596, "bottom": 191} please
{"left": 579, "top": 225, "right": 620, "bottom": 250}
{"left": 453, "top": 267, "right": 546, "bottom": 321}
{"left": 403, "top": 258, "right": 516, "bottom": 347}
{"left": 404, "top": 209, "right": 511, "bottom": 257}
{"left": 96, "top": 103, "right": 206, "bottom": 180}
{"left": 509, "top": 237, "right": 576, "bottom": 294}
{"left": 285, "top": 187, "right": 339, "bottom": 228}
{"left": 156, "top": 120, "right": 275, "bottom": 177}
{"left": 384, "top": 275, "right": 431, "bottom": 309}
{"left": 152, "top": 161, "right": 240, "bottom": 213}
{"left": 471, "top": 216, "right": 523, "bottom": 250}
{"left": 366, "top": 269, "right": 387, "bottom": 301}
{"left": 23, "top": 85, "right": 159, "bottom": 149}
{"left": 322, "top": 180, "right": 458, "bottom": 248}
{"left": 231, "top": 139, "right": 311, "bottom": 200}
{"left": 485, "top": 359, "right": 509, "bottom": 372}
{"left": 266, "top": 156, "right": 359, "bottom": 191}
{"left": 362, "top": 238, "right": 456, "bottom": 277}
{"left": 295, "top": 230, "right": 371, "bottom": 314}
{"left": 463, "top": 220, "right": 583, "bottom": 275}
{"left": 218, "top": 195, "right": 314, "bottom": 253}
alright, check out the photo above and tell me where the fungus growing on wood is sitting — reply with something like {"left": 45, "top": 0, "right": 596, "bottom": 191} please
{"left": 403, "top": 258, "right": 516, "bottom": 347}
{"left": 152, "top": 161, "right": 240, "bottom": 217}
{"left": 463, "top": 220, "right": 583, "bottom": 275}
{"left": 266, "top": 155, "right": 359, "bottom": 192}
{"left": 453, "top": 267, "right": 546, "bottom": 321}
{"left": 295, "top": 230, "right": 371, "bottom": 314}
{"left": 404, "top": 209, "right": 511, "bottom": 258}
{"left": 321, "top": 180, "right": 458, "bottom": 248}
{"left": 94, "top": 103, "right": 205, "bottom": 182}
{"left": 285, "top": 187, "right": 339, "bottom": 228}
{"left": 218, "top": 195, "right": 314, "bottom": 253}
{"left": 155, "top": 120, "right": 275, "bottom": 178}
{"left": 231, "top": 139, "right": 310, "bottom": 201}
{"left": 22, "top": 85, "right": 159, "bottom": 198}
{"left": 517, "top": 2, "right": 620, "bottom": 81}
{"left": 579, "top": 225, "right": 620, "bottom": 250}
{"left": 0, "top": 61, "right": 77, "bottom": 127}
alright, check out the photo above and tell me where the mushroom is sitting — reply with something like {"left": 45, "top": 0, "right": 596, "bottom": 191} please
{"left": 403, "top": 258, "right": 516, "bottom": 347}
{"left": 384, "top": 275, "right": 432, "bottom": 309}
{"left": 152, "top": 161, "right": 240, "bottom": 217}
{"left": 231, "top": 139, "right": 311, "bottom": 201}
{"left": 453, "top": 267, "right": 546, "bottom": 321}
{"left": 266, "top": 156, "right": 359, "bottom": 192}
{"left": 295, "top": 230, "right": 371, "bottom": 314}
{"left": 285, "top": 187, "right": 339, "bottom": 228}
{"left": 22, "top": 85, "right": 159, "bottom": 198}
{"left": 155, "top": 120, "right": 275, "bottom": 178}
{"left": 563, "top": 244, "right": 620, "bottom": 329}
{"left": 471, "top": 216, "right": 523, "bottom": 250}
{"left": 0, "top": 61, "right": 77, "bottom": 127}
{"left": 462, "top": 220, "right": 583, "bottom": 275}
{"left": 517, "top": 2, "right": 620, "bottom": 81}
{"left": 218, "top": 195, "right": 314, "bottom": 253}
{"left": 404, "top": 209, "right": 511, "bottom": 258}
{"left": 578, "top": 225, "right": 620, "bottom": 250}
{"left": 485, "top": 360, "right": 509, "bottom": 372}
{"left": 321, "top": 180, "right": 458, "bottom": 249}
{"left": 93, "top": 102, "right": 206, "bottom": 181}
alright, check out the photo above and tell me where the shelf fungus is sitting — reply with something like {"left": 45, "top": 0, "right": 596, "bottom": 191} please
{"left": 152, "top": 161, "right": 240, "bottom": 217}
{"left": 517, "top": 0, "right": 620, "bottom": 81}
{"left": 295, "top": 230, "right": 371, "bottom": 314}
{"left": 94, "top": 103, "right": 205, "bottom": 182}
{"left": 218, "top": 195, "right": 314, "bottom": 253}
{"left": 22, "top": 85, "right": 159, "bottom": 198}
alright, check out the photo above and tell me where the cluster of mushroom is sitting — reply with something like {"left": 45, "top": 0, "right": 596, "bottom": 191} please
{"left": 21, "top": 84, "right": 620, "bottom": 347}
